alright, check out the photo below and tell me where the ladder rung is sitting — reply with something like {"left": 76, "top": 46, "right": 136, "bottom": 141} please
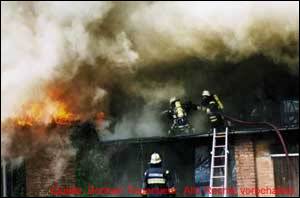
{"left": 213, "top": 165, "right": 225, "bottom": 168}
{"left": 214, "top": 155, "right": 225, "bottom": 158}
{"left": 210, "top": 127, "right": 229, "bottom": 193}
{"left": 212, "top": 176, "right": 225, "bottom": 178}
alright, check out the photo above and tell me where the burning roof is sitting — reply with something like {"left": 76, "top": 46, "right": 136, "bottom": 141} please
{"left": 1, "top": 1, "right": 299, "bottom": 184}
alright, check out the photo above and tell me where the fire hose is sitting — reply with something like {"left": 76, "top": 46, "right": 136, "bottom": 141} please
{"left": 222, "top": 113, "right": 293, "bottom": 188}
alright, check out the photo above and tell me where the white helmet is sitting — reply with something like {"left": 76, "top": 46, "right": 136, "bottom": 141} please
{"left": 169, "top": 97, "right": 177, "bottom": 104}
{"left": 150, "top": 153, "right": 162, "bottom": 164}
{"left": 202, "top": 90, "right": 211, "bottom": 97}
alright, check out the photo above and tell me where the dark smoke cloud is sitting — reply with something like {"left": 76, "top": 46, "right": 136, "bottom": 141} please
{"left": 1, "top": 2, "right": 299, "bottom": 166}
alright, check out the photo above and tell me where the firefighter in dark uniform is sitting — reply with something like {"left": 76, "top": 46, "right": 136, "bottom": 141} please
{"left": 164, "top": 97, "right": 199, "bottom": 135}
{"left": 141, "top": 153, "right": 176, "bottom": 197}
{"left": 200, "top": 90, "right": 226, "bottom": 131}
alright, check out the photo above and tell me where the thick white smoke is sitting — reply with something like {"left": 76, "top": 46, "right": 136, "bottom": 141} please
{"left": 1, "top": 1, "right": 299, "bottom": 148}
{"left": 1, "top": 2, "right": 111, "bottom": 120}
{"left": 2, "top": 1, "right": 298, "bottom": 120}
{"left": 101, "top": 105, "right": 166, "bottom": 140}
{"left": 127, "top": 2, "right": 299, "bottom": 66}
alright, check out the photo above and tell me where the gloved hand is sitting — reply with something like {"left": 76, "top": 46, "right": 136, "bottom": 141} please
{"left": 197, "top": 105, "right": 205, "bottom": 111}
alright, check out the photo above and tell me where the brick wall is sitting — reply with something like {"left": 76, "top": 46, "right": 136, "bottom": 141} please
{"left": 255, "top": 140, "right": 275, "bottom": 197}
{"left": 26, "top": 149, "right": 76, "bottom": 197}
{"left": 234, "top": 136, "right": 257, "bottom": 197}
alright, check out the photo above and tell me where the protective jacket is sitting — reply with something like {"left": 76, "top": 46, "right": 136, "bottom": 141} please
{"left": 141, "top": 164, "right": 176, "bottom": 197}
{"left": 201, "top": 94, "right": 225, "bottom": 129}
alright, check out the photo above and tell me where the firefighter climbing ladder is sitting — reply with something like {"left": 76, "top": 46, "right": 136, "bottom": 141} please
{"left": 209, "top": 127, "right": 229, "bottom": 197}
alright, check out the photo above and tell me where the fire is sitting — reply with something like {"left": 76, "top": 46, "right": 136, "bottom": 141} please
{"left": 17, "top": 117, "right": 34, "bottom": 127}
{"left": 95, "top": 111, "right": 106, "bottom": 126}
{"left": 51, "top": 101, "right": 78, "bottom": 125}
{"left": 14, "top": 99, "right": 78, "bottom": 127}
{"left": 96, "top": 112, "right": 105, "bottom": 122}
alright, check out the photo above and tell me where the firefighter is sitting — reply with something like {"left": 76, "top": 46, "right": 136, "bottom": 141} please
{"left": 164, "top": 97, "right": 199, "bottom": 135}
{"left": 200, "top": 90, "right": 226, "bottom": 131}
{"left": 141, "top": 153, "right": 176, "bottom": 197}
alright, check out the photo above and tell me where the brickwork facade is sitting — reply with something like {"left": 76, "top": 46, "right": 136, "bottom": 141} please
{"left": 234, "top": 136, "right": 257, "bottom": 197}
{"left": 26, "top": 149, "right": 76, "bottom": 197}
{"left": 255, "top": 140, "right": 275, "bottom": 197}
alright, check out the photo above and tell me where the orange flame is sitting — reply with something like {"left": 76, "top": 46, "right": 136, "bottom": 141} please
{"left": 95, "top": 111, "right": 105, "bottom": 125}
{"left": 51, "top": 101, "right": 78, "bottom": 125}
{"left": 14, "top": 99, "right": 78, "bottom": 127}
{"left": 96, "top": 112, "right": 105, "bottom": 121}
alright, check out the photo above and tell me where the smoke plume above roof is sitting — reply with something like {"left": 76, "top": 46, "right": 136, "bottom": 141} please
{"left": 1, "top": 2, "right": 299, "bottom": 147}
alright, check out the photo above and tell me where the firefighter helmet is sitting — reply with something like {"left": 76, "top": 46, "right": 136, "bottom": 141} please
{"left": 150, "top": 153, "right": 162, "bottom": 164}
{"left": 202, "top": 90, "right": 211, "bottom": 97}
{"left": 169, "top": 97, "right": 177, "bottom": 104}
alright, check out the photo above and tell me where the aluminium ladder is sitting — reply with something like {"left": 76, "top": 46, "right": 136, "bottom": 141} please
{"left": 209, "top": 127, "right": 229, "bottom": 197}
